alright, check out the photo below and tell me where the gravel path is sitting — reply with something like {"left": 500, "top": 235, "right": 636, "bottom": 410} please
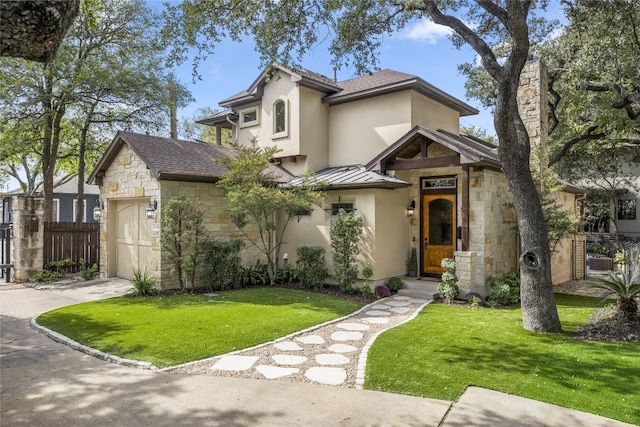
{"left": 163, "top": 295, "right": 431, "bottom": 388}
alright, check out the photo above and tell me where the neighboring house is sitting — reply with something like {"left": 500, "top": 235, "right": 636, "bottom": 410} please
{"left": 2, "top": 176, "right": 99, "bottom": 223}
{"left": 89, "top": 61, "right": 584, "bottom": 293}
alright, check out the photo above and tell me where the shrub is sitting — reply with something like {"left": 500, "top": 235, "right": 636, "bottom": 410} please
{"left": 31, "top": 269, "right": 64, "bottom": 283}
{"left": 406, "top": 247, "right": 418, "bottom": 275}
{"left": 386, "top": 277, "right": 404, "bottom": 293}
{"left": 375, "top": 285, "right": 391, "bottom": 297}
{"left": 200, "top": 239, "right": 243, "bottom": 291}
{"left": 80, "top": 263, "right": 98, "bottom": 281}
{"left": 587, "top": 245, "right": 610, "bottom": 256}
{"left": 129, "top": 269, "right": 160, "bottom": 296}
{"left": 275, "top": 264, "right": 298, "bottom": 284}
{"left": 438, "top": 258, "right": 459, "bottom": 303}
{"left": 240, "top": 260, "right": 269, "bottom": 286}
{"left": 487, "top": 269, "right": 521, "bottom": 306}
{"left": 466, "top": 293, "right": 485, "bottom": 308}
{"left": 330, "top": 209, "right": 363, "bottom": 292}
{"left": 296, "top": 246, "right": 328, "bottom": 288}
{"left": 360, "top": 284, "right": 372, "bottom": 296}
{"left": 585, "top": 271, "right": 640, "bottom": 319}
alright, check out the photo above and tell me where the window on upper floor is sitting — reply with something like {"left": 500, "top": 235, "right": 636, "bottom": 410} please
{"left": 239, "top": 106, "right": 259, "bottom": 128}
{"left": 273, "top": 99, "right": 288, "bottom": 138}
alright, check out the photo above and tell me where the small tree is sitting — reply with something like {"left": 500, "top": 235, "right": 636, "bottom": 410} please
{"left": 330, "top": 209, "right": 363, "bottom": 292}
{"left": 160, "top": 195, "right": 207, "bottom": 291}
{"left": 218, "top": 141, "right": 324, "bottom": 285}
{"left": 438, "top": 258, "right": 459, "bottom": 303}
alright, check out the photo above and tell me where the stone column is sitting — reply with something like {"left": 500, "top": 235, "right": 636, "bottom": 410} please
{"left": 11, "top": 196, "right": 44, "bottom": 282}
{"left": 517, "top": 59, "right": 549, "bottom": 174}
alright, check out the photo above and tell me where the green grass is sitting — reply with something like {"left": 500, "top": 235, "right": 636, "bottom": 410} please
{"left": 365, "top": 294, "right": 640, "bottom": 425}
{"left": 37, "top": 288, "right": 362, "bottom": 368}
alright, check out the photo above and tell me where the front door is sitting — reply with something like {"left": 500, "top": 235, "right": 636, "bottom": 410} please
{"left": 422, "top": 194, "right": 456, "bottom": 274}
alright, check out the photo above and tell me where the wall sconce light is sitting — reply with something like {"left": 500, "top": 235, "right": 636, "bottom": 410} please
{"left": 406, "top": 199, "right": 415, "bottom": 217}
{"left": 145, "top": 199, "right": 158, "bottom": 220}
{"left": 93, "top": 200, "right": 104, "bottom": 221}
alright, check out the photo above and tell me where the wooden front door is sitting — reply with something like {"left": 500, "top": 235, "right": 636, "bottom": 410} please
{"left": 422, "top": 194, "right": 456, "bottom": 274}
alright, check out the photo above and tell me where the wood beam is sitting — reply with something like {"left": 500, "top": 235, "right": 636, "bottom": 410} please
{"left": 461, "top": 165, "right": 470, "bottom": 251}
{"left": 387, "top": 155, "right": 460, "bottom": 170}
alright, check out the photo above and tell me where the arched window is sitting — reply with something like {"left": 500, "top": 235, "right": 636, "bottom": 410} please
{"left": 273, "top": 99, "right": 287, "bottom": 136}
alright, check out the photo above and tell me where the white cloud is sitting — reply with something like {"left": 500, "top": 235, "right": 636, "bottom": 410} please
{"left": 399, "top": 20, "right": 453, "bottom": 44}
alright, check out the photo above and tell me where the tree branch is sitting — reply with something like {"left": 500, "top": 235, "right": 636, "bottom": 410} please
{"left": 548, "top": 126, "right": 606, "bottom": 167}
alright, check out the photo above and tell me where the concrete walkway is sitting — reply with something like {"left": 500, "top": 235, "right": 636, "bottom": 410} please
{"left": 1, "top": 279, "right": 635, "bottom": 426}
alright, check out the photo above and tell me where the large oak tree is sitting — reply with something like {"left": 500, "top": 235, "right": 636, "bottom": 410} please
{"left": 162, "top": 0, "right": 563, "bottom": 332}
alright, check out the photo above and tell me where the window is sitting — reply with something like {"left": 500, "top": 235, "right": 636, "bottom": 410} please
{"left": 331, "top": 202, "right": 355, "bottom": 216}
{"left": 273, "top": 99, "right": 287, "bottom": 137}
{"left": 239, "top": 106, "right": 259, "bottom": 127}
{"left": 422, "top": 177, "right": 457, "bottom": 190}
{"left": 618, "top": 199, "right": 637, "bottom": 220}
{"left": 49, "top": 199, "right": 60, "bottom": 222}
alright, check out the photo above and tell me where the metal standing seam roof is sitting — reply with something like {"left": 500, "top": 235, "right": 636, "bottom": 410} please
{"left": 287, "top": 165, "right": 410, "bottom": 189}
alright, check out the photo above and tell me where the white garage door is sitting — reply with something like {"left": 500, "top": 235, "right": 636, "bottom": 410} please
{"left": 115, "top": 200, "right": 152, "bottom": 279}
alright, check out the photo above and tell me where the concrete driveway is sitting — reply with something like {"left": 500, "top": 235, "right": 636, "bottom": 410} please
{"left": 0, "top": 279, "right": 634, "bottom": 426}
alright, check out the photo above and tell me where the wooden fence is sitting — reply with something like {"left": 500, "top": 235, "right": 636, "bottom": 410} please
{"left": 44, "top": 222, "right": 100, "bottom": 273}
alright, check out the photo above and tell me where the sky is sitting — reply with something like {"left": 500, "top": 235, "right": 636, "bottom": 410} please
{"left": 168, "top": 1, "right": 567, "bottom": 138}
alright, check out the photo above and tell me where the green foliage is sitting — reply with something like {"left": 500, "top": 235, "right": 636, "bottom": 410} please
{"left": 239, "top": 260, "right": 269, "bottom": 287}
{"left": 386, "top": 277, "right": 404, "bottom": 293}
{"left": 274, "top": 264, "right": 298, "bottom": 284}
{"left": 218, "top": 141, "right": 324, "bottom": 285}
{"left": 80, "top": 263, "right": 99, "bottom": 281}
{"left": 31, "top": 270, "right": 64, "bottom": 283}
{"left": 295, "top": 246, "right": 328, "bottom": 288}
{"left": 406, "top": 247, "right": 418, "bottom": 275}
{"left": 587, "top": 245, "right": 610, "bottom": 256}
{"left": 360, "top": 284, "right": 372, "bottom": 296}
{"left": 128, "top": 269, "right": 160, "bottom": 296}
{"left": 585, "top": 272, "right": 640, "bottom": 319}
{"left": 200, "top": 239, "right": 243, "bottom": 291}
{"left": 466, "top": 293, "right": 484, "bottom": 308}
{"left": 438, "top": 258, "right": 459, "bottom": 303}
{"left": 487, "top": 269, "right": 521, "bottom": 306}
{"left": 330, "top": 209, "right": 363, "bottom": 292}
{"left": 160, "top": 195, "right": 207, "bottom": 291}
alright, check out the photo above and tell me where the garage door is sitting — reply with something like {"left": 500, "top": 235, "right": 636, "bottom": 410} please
{"left": 115, "top": 200, "right": 151, "bottom": 279}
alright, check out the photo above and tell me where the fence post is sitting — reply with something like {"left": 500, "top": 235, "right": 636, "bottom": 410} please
{"left": 12, "top": 196, "right": 45, "bottom": 282}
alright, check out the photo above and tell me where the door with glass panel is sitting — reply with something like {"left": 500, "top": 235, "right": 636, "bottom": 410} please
{"left": 422, "top": 194, "right": 456, "bottom": 274}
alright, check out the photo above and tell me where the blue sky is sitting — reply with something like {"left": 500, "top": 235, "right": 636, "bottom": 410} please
{"left": 170, "top": 2, "right": 567, "bottom": 137}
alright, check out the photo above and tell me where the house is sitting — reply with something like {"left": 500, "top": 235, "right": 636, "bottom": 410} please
{"left": 89, "top": 61, "right": 584, "bottom": 294}
{"left": 3, "top": 176, "right": 99, "bottom": 223}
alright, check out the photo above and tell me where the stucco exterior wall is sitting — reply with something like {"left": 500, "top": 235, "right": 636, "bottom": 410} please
{"left": 298, "top": 85, "right": 330, "bottom": 173}
{"left": 410, "top": 91, "right": 460, "bottom": 134}
{"left": 328, "top": 91, "right": 412, "bottom": 166}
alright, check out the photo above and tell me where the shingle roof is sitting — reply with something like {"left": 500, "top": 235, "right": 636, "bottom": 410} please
{"left": 218, "top": 63, "right": 477, "bottom": 116}
{"left": 88, "top": 131, "right": 293, "bottom": 185}
{"left": 287, "top": 165, "right": 410, "bottom": 190}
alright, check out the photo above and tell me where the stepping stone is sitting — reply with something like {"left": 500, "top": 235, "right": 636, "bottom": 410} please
{"left": 256, "top": 365, "right": 299, "bottom": 379}
{"left": 316, "top": 353, "right": 350, "bottom": 365}
{"left": 361, "top": 317, "right": 389, "bottom": 324}
{"left": 274, "top": 341, "right": 303, "bottom": 351}
{"left": 337, "top": 322, "right": 370, "bottom": 331}
{"left": 328, "top": 343, "right": 358, "bottom": 353}
{"left": 365, "top": 310, "right": 391, "bottom": 317}
{"left": 389, "top": 307, "right": 411, "bottom": 314}
{"left": 210, "top": 355, "right": 259, "bottom": 372}
{"left": 305, "top": 367, "right": 347, "bottom": 385}
{"left": 203, "top": 293, "right": 218, "bottom": 297}
{"left": 409, "top": 298, "right": 430, "bottom": 304}
{"left": 386, "top": 300, "right": 411, "bottom": 307}
{"left": 272, "top": 355, "right": 308, "bottom": 365}
{"left": 371, "top": 303, "right": 390, "bottom": 310}
{"left": 392, "top": 296, "right": 410, "bottom": 300}
{"left": 296, "top": 335, "right": 325, "bottom": 345}
{"left": 331, "top": 331, "right": 364, "bottom": 341}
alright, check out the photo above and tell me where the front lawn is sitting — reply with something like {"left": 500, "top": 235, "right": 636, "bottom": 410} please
{"left": 36, "top": 287, "right": 362, "bottom": 368}
{"left": 365, "top": 294, "right": 640, "bottom": 425}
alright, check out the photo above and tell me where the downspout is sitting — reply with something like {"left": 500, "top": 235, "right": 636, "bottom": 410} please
{"left": 226, "top": 116, "right": 238, "bottom": 144}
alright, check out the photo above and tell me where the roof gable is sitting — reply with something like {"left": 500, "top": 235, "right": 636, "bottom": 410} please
{"left": 88, "top": 131, "right": 292, "bottom": 185}
{"left": 366, "top": 126, "right": 500, "bottom": 172}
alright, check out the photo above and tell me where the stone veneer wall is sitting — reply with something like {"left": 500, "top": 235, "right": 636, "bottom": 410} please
{"left": 160, "top": 181, "right": 262, "bottom": 288}
{"left": 11, "top": 196, "right": 45, "bottom": 282}
{"left": 518, "top": 60, "right": 549, "bottom": 174}
{"left": 98, "top": 144, "right": 160, "bottom": 280}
